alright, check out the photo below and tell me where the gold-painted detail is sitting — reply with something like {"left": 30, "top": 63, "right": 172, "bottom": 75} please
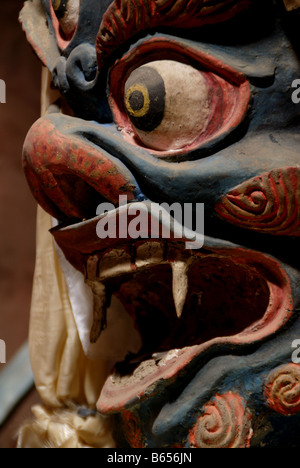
{"left": 125, "top": 84, "right": 150, "bottom": 118}
{"left": 52, "top": 0, "right": 61, "bottom": 11}
{"left": 283, "top": 0, "right": 300, "bottom": 11}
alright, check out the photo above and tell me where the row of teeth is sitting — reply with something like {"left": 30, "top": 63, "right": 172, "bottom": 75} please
{"left": 85, "top": 242, "right": 197, "bottom": 343}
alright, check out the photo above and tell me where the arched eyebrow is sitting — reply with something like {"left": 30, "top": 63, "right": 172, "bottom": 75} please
{"left": 96, "top": 0, "right": 254, "bottom": 69}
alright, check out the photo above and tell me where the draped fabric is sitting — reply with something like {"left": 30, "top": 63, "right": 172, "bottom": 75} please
{"left": 17, "top": 69, "right": 115, "bottom": 448}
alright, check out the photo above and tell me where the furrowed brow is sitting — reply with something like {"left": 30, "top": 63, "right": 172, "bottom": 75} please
{"left": 96, "top": 0, "right": 253, "bottom": 69}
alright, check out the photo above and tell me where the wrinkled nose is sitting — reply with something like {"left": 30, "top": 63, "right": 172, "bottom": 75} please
{"left": 22, "top": 114, "right": 141, "bottom": 222}
{"left": 53, "top": 43, "right": 97, "bottom": 93}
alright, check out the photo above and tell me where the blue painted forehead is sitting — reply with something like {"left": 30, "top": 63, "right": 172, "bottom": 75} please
{"left": 21, "top": 0, "right": 297, "bottom": 75}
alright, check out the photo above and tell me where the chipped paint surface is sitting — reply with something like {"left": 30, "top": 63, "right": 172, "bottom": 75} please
{"left": 189, "top": 393, "right": 253, "bottom": 448}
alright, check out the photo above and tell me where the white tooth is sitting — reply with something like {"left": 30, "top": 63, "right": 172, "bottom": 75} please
{"left": 99, "top": 249, "right": 132, "bottom": 280}
{"left": 135, "top": 242, "right": 164, "bottom": 269}
{"left": 87, "top": 281, "right": 108, "bottom": 344}
{"left": 152, "top": 351, "right": 168, "bottom": 362}
{"left": 86, "top": 255, "right": 99, "bottom": 281}
{"left": 171, "top": 261, "right": 189, "bottom": 319}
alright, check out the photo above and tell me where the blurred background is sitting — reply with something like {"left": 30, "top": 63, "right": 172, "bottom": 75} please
{"left": 0, "top": 0, "right": 42, "bottom": 448}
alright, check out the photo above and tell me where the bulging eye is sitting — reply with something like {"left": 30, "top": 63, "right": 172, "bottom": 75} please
{"left": 109, "top": 40, "right": 251, "bottom": 157}
{"left": 51, "top": 0, "right": 80, "bottom": 42}
{"left": 124, "top": 61, "right": 210, "bottom": 151}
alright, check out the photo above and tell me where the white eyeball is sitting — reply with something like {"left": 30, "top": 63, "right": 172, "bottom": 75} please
{"left": 124, "top": 60, "right": 210, "bottom": 151}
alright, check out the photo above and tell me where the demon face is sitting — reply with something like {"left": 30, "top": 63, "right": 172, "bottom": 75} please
{"left": 20, "top": 0, "right": 300, "bottom": 447}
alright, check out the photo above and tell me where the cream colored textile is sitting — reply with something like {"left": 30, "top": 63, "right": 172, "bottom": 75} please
{"left": 17, "top": 206, "right": 115, "bottom": 448}
{"left": 17, "top": 405, "right": 115, "bottom": 448}
{"left": 29, "top": 206, "right": 109, "bottom": 408}
{"left": 17, "top": 68, "right": 115, "bottom": 448}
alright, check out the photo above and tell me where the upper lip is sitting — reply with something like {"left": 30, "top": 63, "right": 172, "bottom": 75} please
{"left": 51, "top": 204, "right": 293, "bottom": 414}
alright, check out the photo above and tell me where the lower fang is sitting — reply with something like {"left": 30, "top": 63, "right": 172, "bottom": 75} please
{"left": 87, "top": 281, "right": 108, "bottom": 343}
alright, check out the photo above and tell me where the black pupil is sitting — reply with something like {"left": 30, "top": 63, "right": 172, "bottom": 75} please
{"left": 53, "top": 0, "right": 68, "bottom": 19}
{"left": 125, "top": 66, "right": 166, "bottom": 133}
{"left": 129, "top": 91, "right": 145, "bottom": 112}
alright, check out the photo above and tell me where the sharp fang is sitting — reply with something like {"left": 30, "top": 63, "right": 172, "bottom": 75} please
{"left": 171, "top": 261, "right": 189, "bottom": 318}
{"left": 152, "top": 351, "right": 168, "bottom": 362}
{"left": 87, "top": 281, "right": 108, "bottom": 344}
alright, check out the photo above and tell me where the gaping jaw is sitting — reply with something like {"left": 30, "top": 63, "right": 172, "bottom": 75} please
{"left": 51, "top": 205, "right": 293, "bottom": 416}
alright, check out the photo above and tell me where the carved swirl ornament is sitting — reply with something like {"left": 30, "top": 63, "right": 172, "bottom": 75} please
{"left": 265, "top": 364, "right": 300, "bottom": 416}
{"left": 216, "top": 168, "right": 300, "bottom": 236}
{"left": 189, "top": 393, "right": 253, "bottom": 448}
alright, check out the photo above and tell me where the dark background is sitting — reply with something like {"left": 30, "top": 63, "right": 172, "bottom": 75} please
{"left": 0, "top": 0, "right": 42, "bottom": 448}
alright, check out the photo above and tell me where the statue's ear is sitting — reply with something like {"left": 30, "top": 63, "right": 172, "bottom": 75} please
{"left": 283, "top": 0, "right": 300, "bottom": 12}
{"left": 19, "top": 0, "right": 60, "bottom": 72}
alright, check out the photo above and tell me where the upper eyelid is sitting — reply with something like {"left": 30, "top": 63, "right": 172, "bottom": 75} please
{"left": 109, "top": 37, "right": 250, "bottom": 89}
{"left": 112, "top": 35, "right": 275, "bottom": 86}
{"left": 172, "top": 39, "right": 276, "bottom": 85}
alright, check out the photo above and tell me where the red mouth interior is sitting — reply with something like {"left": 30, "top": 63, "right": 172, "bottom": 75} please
{"left": 107, "top": 255, "right": 270, "bottom": 375}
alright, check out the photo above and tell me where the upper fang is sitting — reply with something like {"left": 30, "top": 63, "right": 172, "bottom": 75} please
{"left": 171, "top": 260, "right": 189, "bottom": 318}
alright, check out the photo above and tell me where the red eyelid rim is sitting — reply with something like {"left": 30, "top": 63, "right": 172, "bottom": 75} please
{"left": 50, "top": 1, "right": 77, "bottom": 50}
{"left": 109, "top": 37, "right": 251, "bottom": 157}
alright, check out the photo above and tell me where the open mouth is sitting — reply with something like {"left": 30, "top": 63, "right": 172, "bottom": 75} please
{"left": 51, "top": 204, "right": 293, "bottom": 415}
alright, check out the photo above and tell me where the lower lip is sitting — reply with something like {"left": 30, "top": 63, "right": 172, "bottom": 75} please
{"left": 97, "top": 249, "right": 292, "bottom": 415}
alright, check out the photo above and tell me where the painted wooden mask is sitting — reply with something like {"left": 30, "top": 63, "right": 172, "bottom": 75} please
{"left": 20, "top": 0, "right": 300, "bottom": 447}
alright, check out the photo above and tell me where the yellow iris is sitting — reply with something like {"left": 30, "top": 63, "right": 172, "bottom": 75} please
{"left": 52, "top": 0, "right": 61, "bottom": 11}
{"left": 125, "top": 84, "right": 150, "bottom": 118}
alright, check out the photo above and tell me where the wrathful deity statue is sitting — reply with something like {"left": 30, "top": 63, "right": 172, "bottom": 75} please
{"left": 17, "top": 0, "right": 300, "bottom": 448}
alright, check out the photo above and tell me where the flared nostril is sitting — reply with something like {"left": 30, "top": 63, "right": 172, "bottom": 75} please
{"left": 65, "top": 43, "right": 98, "bottom": 90}
{"left": 51, "top": 43, "right": 112, "bottom": 122}
{"left": 52, "top": 56, "right": 69, "bottom": 94}
{"left": 52, "top": 44, "right": 98, "bottom": 95}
